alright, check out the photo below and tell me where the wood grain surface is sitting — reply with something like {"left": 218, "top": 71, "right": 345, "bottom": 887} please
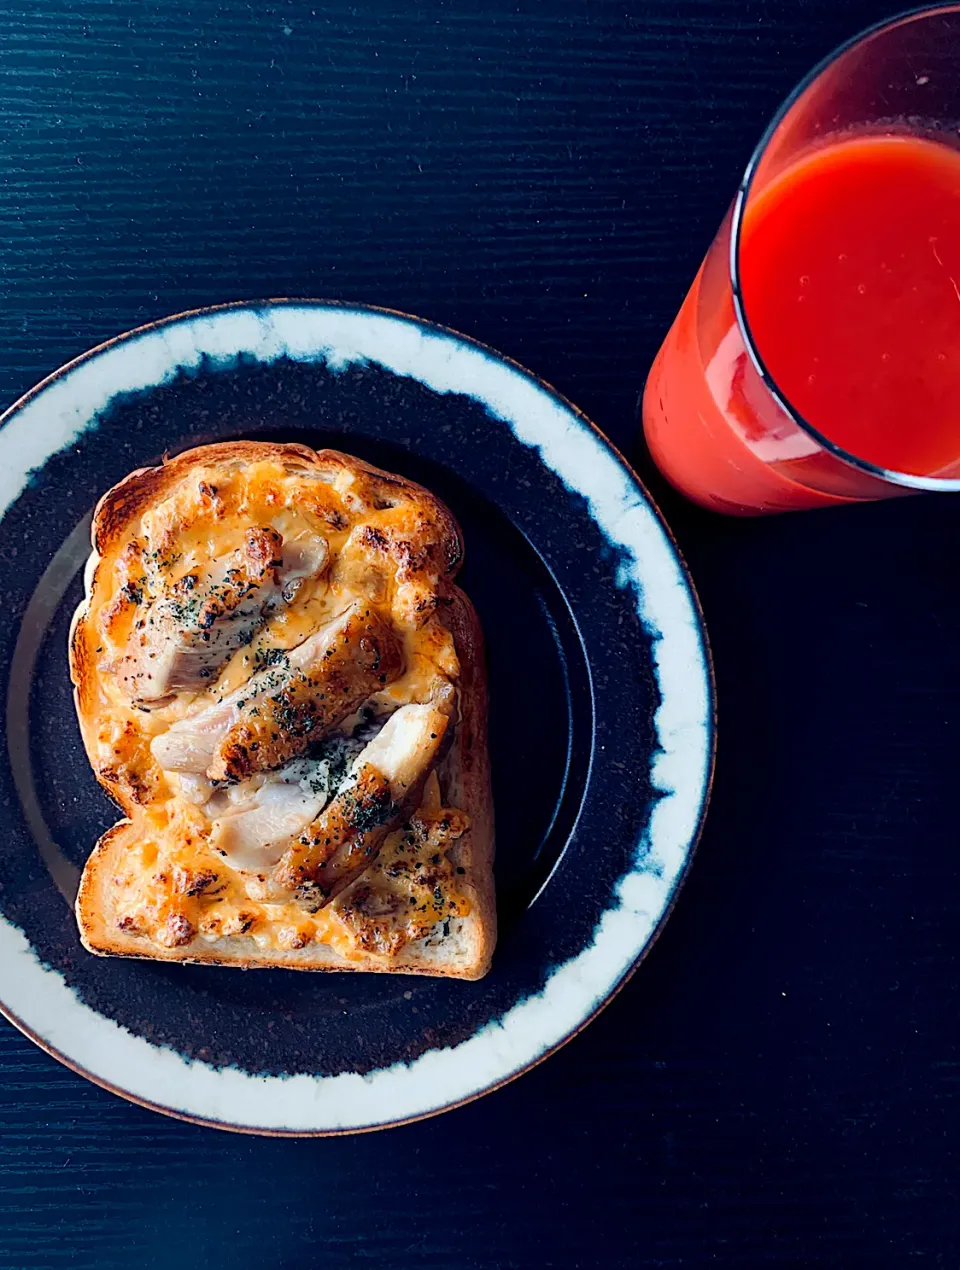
{"left": 0, "top": 1, "right": 957, "bottom": 1266}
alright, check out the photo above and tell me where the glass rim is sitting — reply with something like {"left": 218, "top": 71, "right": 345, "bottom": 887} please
{"left": 729, "top": 1, "right": 960, "bottom": 494}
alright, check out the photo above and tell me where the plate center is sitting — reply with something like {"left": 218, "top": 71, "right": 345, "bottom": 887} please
{"left": 14, "top": 435, "right": 591, "bottom": 1025}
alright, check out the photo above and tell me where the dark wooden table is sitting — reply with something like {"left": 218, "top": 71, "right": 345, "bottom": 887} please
{"left": 0, "top": 2, "right": 957, "bottom": 1265}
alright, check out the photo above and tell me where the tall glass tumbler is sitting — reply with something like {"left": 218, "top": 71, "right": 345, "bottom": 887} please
{"left": 642, "top": 5, "right": 960, "bottom": 515}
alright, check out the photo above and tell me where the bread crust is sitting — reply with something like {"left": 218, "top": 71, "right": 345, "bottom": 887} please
{"left": 70, "top": 441, "right": 494, "bottom": 979}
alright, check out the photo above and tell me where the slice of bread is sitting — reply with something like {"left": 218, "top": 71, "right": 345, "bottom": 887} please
{"left": 70, "top": 442, "right": 495, "bottom": 979}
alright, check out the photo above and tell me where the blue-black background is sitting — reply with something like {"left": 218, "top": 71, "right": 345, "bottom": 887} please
{"left": 0, "top": 2, "right": 957, "bottom": 1266}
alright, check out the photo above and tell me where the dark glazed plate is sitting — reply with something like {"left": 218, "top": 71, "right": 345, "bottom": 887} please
{"left": 0, "top": 301, "right": 713, "bottom": 1134}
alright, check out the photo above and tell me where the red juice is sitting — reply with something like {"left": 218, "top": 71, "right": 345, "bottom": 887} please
{"left": 741, "top": 134, "right": 960, "bottom": 477}
{"left": 643, "top": 133, "right": 960, "bottom": 512}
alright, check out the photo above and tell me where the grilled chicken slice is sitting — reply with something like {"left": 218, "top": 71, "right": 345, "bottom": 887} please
{"left": 150, "top": 603, "right": 402, "bottom": 779}
{"left": 120, "top": 529, "right": 329, "bottom": 704}
{"left": 151, "top": 693, "right": 235, "bottom": 774}
{"left": 211, "top": 775, "right": 325, "bottom": 873}
{"left": 274, "top": 702, "right": 450, "bottom": 902}
{"left": 208, "top": 604, "right": 403, "bottom": 783}
{"left": 203, "top": 740, "right": 363, "bottom": 874}
{"left": 206, "top": 762, "right": 327, "bottom": 873}
{"left": 119, "top": 527, "right": 283, "bottom": 702}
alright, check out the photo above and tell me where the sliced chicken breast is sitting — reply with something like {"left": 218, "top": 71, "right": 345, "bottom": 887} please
{"left": 208, "top": 603, "right": 403, "bottom": 783}
{"left": 274, "top": 702, "right": 450, "bottom": 901}
{"left": 120, "top": 527, "right": 283, "bottom": 702}
{"left": 205, "top": 741, "right": 363, "bottom": 874}
{"left": 150, "top": 603, "right": 402, "bottom": 779}
{"left": 208, "top": 768, "right": 327, "bottom": 874}
{"left": 152, "top": 693, "right": 237, "bottom": 773}
{"left": 120, "top": 528, "right": 330, "bottom": 704}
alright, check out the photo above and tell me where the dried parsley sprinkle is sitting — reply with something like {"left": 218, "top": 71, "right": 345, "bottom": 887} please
{"left": 253, "top": 646, "right": 290, "bottom": 673}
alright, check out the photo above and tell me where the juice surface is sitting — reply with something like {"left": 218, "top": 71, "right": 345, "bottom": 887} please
{"left": 739, "top": 135, "right": 960, "bottom": 477}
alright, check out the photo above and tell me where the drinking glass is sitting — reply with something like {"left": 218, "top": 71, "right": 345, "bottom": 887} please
{"left": 642, "top": 4, "right": 960, "bottom": 515}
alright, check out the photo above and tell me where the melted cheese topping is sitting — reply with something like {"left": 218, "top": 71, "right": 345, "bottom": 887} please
{"left": 80, "top": 456, "right": 469, "bottom": 961}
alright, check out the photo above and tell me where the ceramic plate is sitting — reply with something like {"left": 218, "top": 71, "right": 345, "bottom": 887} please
{"left": 0, "top": 301, "right": 713, "bottom": 1134}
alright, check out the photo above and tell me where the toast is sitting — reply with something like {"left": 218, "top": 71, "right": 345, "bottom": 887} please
{"left": 69, "top": 442, "right": 495, "bottom": 979}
